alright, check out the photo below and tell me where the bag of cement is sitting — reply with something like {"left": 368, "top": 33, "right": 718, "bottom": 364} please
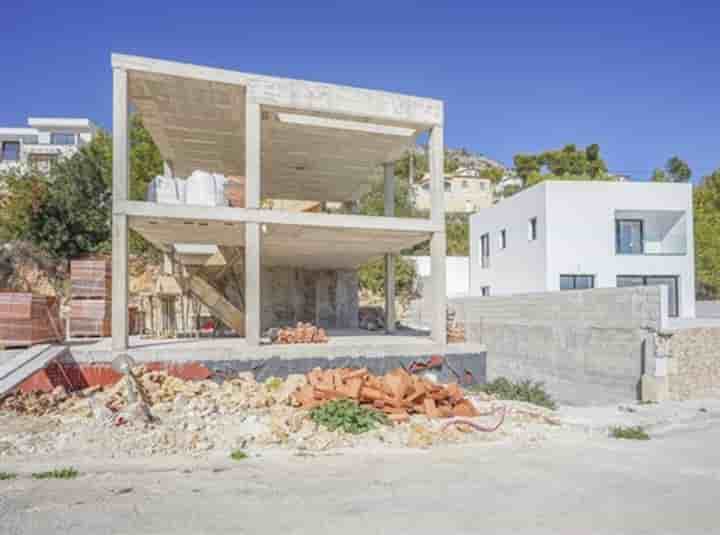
{"left": 146, "top": 176, "right": 186, "bottom": 204}
{"left": 185, "top": 170, "right": 228, "bottom": 207}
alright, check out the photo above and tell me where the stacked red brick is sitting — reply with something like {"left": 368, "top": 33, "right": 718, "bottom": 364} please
{"left": 275, "top": 322, "right": 328, "bottom": 344}
{"left": 0, "top": 292, "right": 63, "bottom": 347}
{"left": 69, "top": 258, "right": 111, "bottom": 337}
{"left": 292, "top": 367, "right": 479, "bottom": 422}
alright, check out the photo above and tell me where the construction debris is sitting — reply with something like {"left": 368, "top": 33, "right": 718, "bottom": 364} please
{"left": 272, "top": 323, "right": 329, "bottom": 344}
{"left": 292, "top": 366, "right": 480, "bottom": 419}
{"left": 0, "top": 366, "right": 564, "bottom": 459}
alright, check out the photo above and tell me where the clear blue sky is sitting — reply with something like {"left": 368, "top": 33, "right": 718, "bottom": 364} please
{"left": 3, "top": 1, "right": 718, "bottom": 181}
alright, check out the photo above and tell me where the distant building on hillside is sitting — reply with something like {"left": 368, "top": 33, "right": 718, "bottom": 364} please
{"left": 413, "top": 166, "right": 495, "bottom": 213}
{"left": 0, "top": 117, "right": 98, "bottom": 175}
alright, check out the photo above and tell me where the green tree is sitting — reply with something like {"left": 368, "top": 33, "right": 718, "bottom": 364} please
{"left": 513, "top": 143, "right": 610, "bottom": 188}
{"left": 666, "top": 156, "right": 692, "bottom": 183}
{"left": 694, "top": 169, "right": 720, "bottom": 298}
{"left": 651, "top": 168, "right": 668, "bottom": 182}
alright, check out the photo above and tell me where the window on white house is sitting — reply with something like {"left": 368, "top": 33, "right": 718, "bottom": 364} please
{"left": 480, "top": 233, "right": 490, "bottom": 268}
{"left": 51, "top": 132, "right": 75, "bottom": 145}
{"left": 560, "top": 274, "right": 595, "bottom": 290}
{"left": 616, "top": 219, "right": 644, "bottom": 254}
{"left": 528, "top": 217, "right": 537, "bottom": 241}
{"left": 444, "top": 181, "right": 452, "bottom": 192}
{"left": 499, "top": 229, "right": 506, "bottom": 250}
{"left": 481, "top": 286, "right": 490, "bottom": 296}
{"left": 1, "top": 141, "right": 20, "bottom": 161}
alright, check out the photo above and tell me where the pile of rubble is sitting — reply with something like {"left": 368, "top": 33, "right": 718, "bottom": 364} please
{"left": 292, "top": 367, "right": 479, "bottom": 422}
{"left": 271, "top": 322, "right": 328, "bottom": 344}
{"left": 0, "top": 366, "right": 563, "bottom": 459}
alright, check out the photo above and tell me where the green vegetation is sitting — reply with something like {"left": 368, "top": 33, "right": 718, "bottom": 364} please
{"left": 609, "top": 426, "right": 650, "bottom": 440}
{"left": 264, "top": 376, "right": 283, "bottom": 391}
{"left": 694, "top": 169, "right": 720, "bottom": 299}
{"left": 0, "top": 471, "right": 17, "bottom": 481}
{"left": 0, "top": 115, "right": 162, "bottom": 274}
{"left": 512, "top": 143, "right": 610, "bottom": 190}
{"left": 31, "top": 467, "right": 79, "bottom": 480}
{"left": 651, "top": 156, "right": 692, "bottom": 183}
{"left": 310, "top": 399, "right": 389, "bottom": 434}
{"left": 230, "top": 450, "right": 248, "bottom": 461}
{"left": 475, "top": 378, "right": 557, "bottom": 410}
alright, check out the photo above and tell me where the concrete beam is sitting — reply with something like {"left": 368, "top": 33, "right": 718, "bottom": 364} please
{"left": 112, "top": 53, "right": 443, "bottom": 127}
{"left": 112, "top": 68, "right": 129, "bottom": 352}
{"left": 384, "top": 162, "right": 396, "bottom": 333}
{"left": 429, "top": 125, "right": 446, "bottom": 344}
{"left": 116, "top": 200, "right": 442, "bottom": 234}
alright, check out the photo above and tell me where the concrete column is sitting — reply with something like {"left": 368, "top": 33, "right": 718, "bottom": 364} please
{"left": 112, "top": 67, "right": 129, "bottom": 353}
{"left": 429, "top": 125, "right": 446, "bottom": 344}
{"left": 384, "top": 162, "right": 396, "bottom": 333}
{"left": 245, "top": 96, "right": 262, "bottom": 345}
{"left": 163, "top": 160, "right": 173, "bottom": 178}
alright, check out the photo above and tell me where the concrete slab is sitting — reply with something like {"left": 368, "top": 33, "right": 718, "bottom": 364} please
{"left": 0, "top": 345, "right": 68, "bottom": 395}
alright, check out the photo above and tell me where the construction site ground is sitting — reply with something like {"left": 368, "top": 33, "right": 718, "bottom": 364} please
{"left": 2, "top": 403, "right": 719, "bottom": 534}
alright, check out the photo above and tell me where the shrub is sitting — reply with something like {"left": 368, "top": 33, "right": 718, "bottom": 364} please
{"left": 230, "top": 450, "right": 248, "bottom": 461}
{"left": 476, "top": 378, "right": 557, "bottom": 410}
{"left": 31, "top": 468, "right": 79, "bottom": 480}
{"left": 609, "top": 426, "right": 650, "bottom": 440}
{"left": 310, "top": 399, "right": 389, "bottom": 434}
{"left": 0, "top": 471, "right": 17, "bottom": 481}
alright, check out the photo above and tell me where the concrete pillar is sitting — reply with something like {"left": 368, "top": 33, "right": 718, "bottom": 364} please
{"left": 112, "top": 67, "right": 129, "bottom": 353}
{"left": 384, "top": 162, "right": 396, "bottom": 333}
{"left": 163, "top": 160, "right": 173, "bottom": 178}
{"left": 245, "top": 96, "right": 262, "bottom": 345}
{"left": 429, "top": 126, "right": 446, "bottom": 344}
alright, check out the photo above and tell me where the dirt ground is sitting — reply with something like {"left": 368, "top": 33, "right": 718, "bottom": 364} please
{"left": 2, "top": 400, "right": 720, "bottom": 534}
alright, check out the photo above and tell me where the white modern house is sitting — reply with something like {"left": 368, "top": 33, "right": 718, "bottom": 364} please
{"left": 469, "top": 181, "right": 695, "bottom": 318}
{"left": 0, "top": 117, "right": 97, "bottom": 174}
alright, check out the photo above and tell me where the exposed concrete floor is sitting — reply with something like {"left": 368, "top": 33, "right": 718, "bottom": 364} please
{"left": 2, "top": 408, "right": 719, "bottom": 534}
{"left": 63, "top": 328, "right": 483, "bottom": 363}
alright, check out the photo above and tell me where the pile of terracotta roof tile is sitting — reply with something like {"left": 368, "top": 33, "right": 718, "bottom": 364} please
{"left": 0, "top": 292, "right": 63, "bottom": 347}
{"left": 447, "top": 324, "right": 466, "bottom": 343}
{"left": 69, "top": 258, "right": 111, "bottom": 337}
{"left": 292, "top": 367, "right": 479, "bottom": 422}
{"left": 274, "top": 322, "right": 328, "bottom": 344}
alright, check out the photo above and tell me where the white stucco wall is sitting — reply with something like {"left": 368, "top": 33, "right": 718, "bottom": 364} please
{"left": 469, "top": 184, "right": 548, "bottom": 296}
{"left": 470, "top": 181, "right": 696, "bottom": 318}
{"left": 409, "top": 256, "right": 470, "bottom": 297}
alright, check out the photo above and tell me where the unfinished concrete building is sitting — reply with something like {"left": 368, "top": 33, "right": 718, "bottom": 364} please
{"left": 111, "top": 54, "right": 448, "bottom": 354}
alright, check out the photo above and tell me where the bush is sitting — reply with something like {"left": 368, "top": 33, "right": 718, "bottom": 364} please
{"left": 310, "top": 399, "right": 389, "bottom": 434}
{"left": 0, "top": 471, "right": 17, "bottom": 481}
{"left": 230, "top": 450, "right": 248, "bottom": 461}
{"left": 476, "top": 378, "right": 557, "bottom": 409}
{"left": 31, "top": 468, "right": 79, "bottom": 480}
{"left": 609, "top": 426, "right": 650, "bottom": 440}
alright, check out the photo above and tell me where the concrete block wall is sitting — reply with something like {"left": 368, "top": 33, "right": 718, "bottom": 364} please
{"left": 261, "top": 267, "right": 359, "bottom": 330}
{"left": 451, "top": 287, "right": 664, "bottom": 405}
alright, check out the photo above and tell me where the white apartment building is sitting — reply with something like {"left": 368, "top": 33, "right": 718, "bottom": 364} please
{"left": 413, "top": 167, "right": 494, "bottom": 213}
{"left": 469, "top": 181, "right": 695, "bottom": 318}
{"left": 0, "top": 117, "right": 97, "bottom": 174}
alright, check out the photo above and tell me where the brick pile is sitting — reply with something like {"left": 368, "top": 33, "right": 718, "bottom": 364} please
{"left": 69, "top": 258, "right": 111, "bottom": 337}
{"left": 0, "top": 292, "right": 63, "bottom": 347}
{"left": 274, "top": 322, "right": 329, "bottom": 344}
{"left": 292, "top": 366, "right": 480, "bottom": 422}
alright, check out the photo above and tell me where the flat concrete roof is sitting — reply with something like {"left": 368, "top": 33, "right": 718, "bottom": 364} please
{"left": 114, "top": 53, "right": 442, "bottom": 202}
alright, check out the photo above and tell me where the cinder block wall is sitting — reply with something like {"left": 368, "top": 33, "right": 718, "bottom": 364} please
{"left": 451, "top": 287, "right": 663, "bottom": 405}
{"left": 261, "top": 267, "right": 359, "bottom": 330}
{"left": 665, "top": 328, "right": 720, "bottom": 400}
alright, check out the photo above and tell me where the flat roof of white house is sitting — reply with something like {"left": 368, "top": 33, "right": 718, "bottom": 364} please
{"left": 27, "top": 117, "right": 96, "bottom": 129}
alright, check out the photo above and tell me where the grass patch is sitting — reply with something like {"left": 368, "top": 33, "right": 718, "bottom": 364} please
{"left": 0, "top": 471, "right": 17, "bottom": 481}
{"left": 31, "top": 468, "right": 79, "bottom": 480}
{"left": 310, "top": 399, "right": 389, "bottom": 434}
{"left": 473, "top": 378, "right": 557, "bottom": 410}
{"left": 230, "top": 450, "right": 248, "bottom": 461}
{"left": 609, "top": 426, "right": 650, "bottom": 440}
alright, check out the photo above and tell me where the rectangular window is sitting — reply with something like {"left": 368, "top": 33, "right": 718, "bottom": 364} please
{"left": 50, "top": 132, "right": 75, "bottom": 145}
{"left": 560, "top": 274, "right": 595, "bottom": 290}
{"left": 1, "top": 141, "right": 20, "bottom": 161}
{"left": 616, "top": 219, "right": 644, "bottom": 254}
{"left": 617, "top": 275, "right": 679, "bottom": 317}
{"left": 480, "top": 233, "right": 490, "bottom": 268}
{"left": 499, "top": 229, "right": 507, "bottom": 250}
{"left": 528, "top": 217, "right": 537, "bottom": 241}
{"left": 444, "top": 181, "right": 452, "bottom": 192}
{"left": 481, "top": 286, "right": 490, "bottom": 297}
